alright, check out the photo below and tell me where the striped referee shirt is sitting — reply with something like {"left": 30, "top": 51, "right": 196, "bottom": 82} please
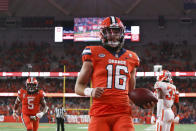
{"left": 55, "top": 107, "right": 66, "bottom": 118}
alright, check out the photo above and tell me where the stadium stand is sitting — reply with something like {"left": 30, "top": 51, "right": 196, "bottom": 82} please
{"left": 0, "top": 40, "right": 195, "bottom": 124}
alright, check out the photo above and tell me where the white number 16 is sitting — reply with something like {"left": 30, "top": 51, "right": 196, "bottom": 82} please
{"left": 106, "top": 65, "right": 128, "bottom": 90}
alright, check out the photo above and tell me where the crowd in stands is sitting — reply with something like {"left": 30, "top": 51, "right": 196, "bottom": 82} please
{"left": 0, "top": 77, "right": 195, "bottom": 93}
{"left": 0, "top": 40, "right": 196, "bottom": 124}
{"left": 126, "top": 40, "right": 194, "bottom": 72}
{"left": 0, "top": 40, "right": 195, "bottom": 72}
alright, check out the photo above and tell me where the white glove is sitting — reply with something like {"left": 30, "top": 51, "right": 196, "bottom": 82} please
{"left": 36, "top": 112, "right": 44, "bottom": 119}
{"left": 151, "top": 115, "right": 156, "bottom": 124}
{"left": 30, "top": 116, "right": 37, "bottom": 121}
{"left": 173, "top": 115, "right": 180, "bottom": 123}
{"left": 13, "top": 110, "right": 19, "bottom": 121}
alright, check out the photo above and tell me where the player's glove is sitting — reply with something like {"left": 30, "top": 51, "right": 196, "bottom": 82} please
{"left": 13, "top": 110, "right": 19, "bottom": 121}
{"left": 30, "top": 116, "right": 37, "bottom": 121}
{"left": 173, "top": 115, "right": 180, "bottom": 123}
{"left": 36, "top": 112, "right": 44, "bottom": 119}
{"left": 151, "top": 114, "right": 156, "bottom": 124}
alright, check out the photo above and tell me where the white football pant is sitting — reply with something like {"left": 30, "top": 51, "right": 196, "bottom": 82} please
{"left": 156, "top": 108, "right": 174, "bottom": 131}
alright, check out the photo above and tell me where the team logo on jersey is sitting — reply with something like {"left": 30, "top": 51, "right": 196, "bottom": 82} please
{"left": 98, "top": 53, "right": 105, "bottom": 58}
{"left": 129, "top": 54, "right": 132, "bottom": 58}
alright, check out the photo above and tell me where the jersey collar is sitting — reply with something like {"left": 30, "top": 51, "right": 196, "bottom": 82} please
{"left": 102, "top": 45, "right": 126, "bottom": 58}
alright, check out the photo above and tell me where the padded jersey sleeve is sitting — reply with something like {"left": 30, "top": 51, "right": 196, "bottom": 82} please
{"left": 154, "top": 82, "right": 168, "bottom": 92}
{"left": 133, "top": 52, "right": 140, "bottom": 67}
{"left": 39, "top": 90, "right": 45, "bottom": 99}
{"left": 82, "top": 46, "right": 93, "bottom": 62}
{"left": 154, "top": 82, "right": 162, "bottom": 90}
{"left": 128, "top": 51, "right": 140, "bottom": 67}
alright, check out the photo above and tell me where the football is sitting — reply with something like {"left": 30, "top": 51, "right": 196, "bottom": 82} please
{"left": 129, "top": 88, "right": 158, "bottom": 108}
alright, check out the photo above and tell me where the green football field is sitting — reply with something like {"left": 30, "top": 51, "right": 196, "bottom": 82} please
{"left": 0, "top": 123, "right": 195, "bottom": 131}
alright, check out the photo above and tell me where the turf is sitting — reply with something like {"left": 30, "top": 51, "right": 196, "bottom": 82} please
{"left": 0, "top": 123, "right": 195, "bottom": 131}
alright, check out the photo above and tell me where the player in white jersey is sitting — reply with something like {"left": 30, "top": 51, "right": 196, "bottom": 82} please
{"left": 151, "top": 70, "right": 178, "bottom": 131}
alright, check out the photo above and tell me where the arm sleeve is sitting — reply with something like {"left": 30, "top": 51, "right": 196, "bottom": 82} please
{"left": 82, "top": 47, "right": 93, "bottom": 62}
{"left": 39, "top": 90, "right": 46, "bottom": 99}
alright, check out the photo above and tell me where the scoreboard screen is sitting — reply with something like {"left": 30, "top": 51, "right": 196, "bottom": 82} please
{"left": 54, "top": 17, "right": 140, "bottom": 42}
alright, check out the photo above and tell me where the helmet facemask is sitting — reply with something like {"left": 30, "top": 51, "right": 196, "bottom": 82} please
{"left": 100, "top": 16, "right": 125, "bottom": 50}
{"left": 26, "top": 83, "right": 38, "bottom": 93}
{"left": 101, "top": 26, "right": 124, "bottom": 48}
{"left": 25, "top": 77, "right": 38, "bottom": 94}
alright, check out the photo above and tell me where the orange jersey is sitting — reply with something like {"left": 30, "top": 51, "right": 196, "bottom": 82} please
{"left": 18, "top": 88, "right": 45, "bottom": 115}
{"left": 82, "top": 46, "right": 140, "bottom": 116}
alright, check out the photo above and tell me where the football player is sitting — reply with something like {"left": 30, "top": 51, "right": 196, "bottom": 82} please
{"left": 75, "top": 16, "right": 155, "bottom": 131}
{"left": 13, "top": 77, "right": 48, "bottom": 131}
{"left": 151, "top": 70, "right": 179, "bottom": 131}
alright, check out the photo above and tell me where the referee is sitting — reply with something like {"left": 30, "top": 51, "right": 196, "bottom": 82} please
{"left": 55, "top": 104, "right": 66, "bottom": 131}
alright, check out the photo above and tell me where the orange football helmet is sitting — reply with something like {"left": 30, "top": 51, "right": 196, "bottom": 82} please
{"left": 157, "top": 70, "right": 173, "bottom": 83}
{"left": 100, "top": 16, "right": 125, "bottom": 48}
{"left": 25, "top": 77, "right": 38, "bottom": 93}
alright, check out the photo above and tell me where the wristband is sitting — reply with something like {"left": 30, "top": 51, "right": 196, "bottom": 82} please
{"left": 84, "top": 88, "right": 93, "bottom": 96}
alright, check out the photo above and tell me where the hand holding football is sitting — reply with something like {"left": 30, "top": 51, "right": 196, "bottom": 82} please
{"left": 129, "top": 88, "right": 158, "bottom": 109}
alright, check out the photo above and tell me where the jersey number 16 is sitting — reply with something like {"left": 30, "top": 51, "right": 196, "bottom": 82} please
{"left": 106, "top": 65, "right": 128, "bottom": 90}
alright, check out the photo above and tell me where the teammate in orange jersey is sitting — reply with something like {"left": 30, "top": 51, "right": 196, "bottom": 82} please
{"left": 13, "top": 77, "right": 48, "bottom": 131}
{"left": 75, "top": 16, "right": 155, "bottom": 131}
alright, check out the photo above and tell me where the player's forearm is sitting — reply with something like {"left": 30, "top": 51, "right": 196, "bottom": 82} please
{"left": 152, "top": 104, "right": 157, "bottom": 115}
{"left": 129, "top": 68, "right": 136, "bottom": 92}
{"left": 175, "top": 103, "right": 180, "bottom": 114}
{"left": 13, "top": 104, "right": 19, "bottom": 111}
{"left": 40, "top": 98, "right": 48, "bottom": 114}
{"left": 129, "top": 77, "right": 136, "bottom": 91}
{"left": 36, "top": 100, "right": 48, "bottom": 119}
{"left": 42, "top": 106, "right": 49, "bottom": 114}
{"left": 75, "top": 61, "right": 93, "bottom": 96}
{"left": 13, "top": 97, "right": 20, "bottom": 111}
{"left": 75, "top": 82, "right": 87, "bottom": 96}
